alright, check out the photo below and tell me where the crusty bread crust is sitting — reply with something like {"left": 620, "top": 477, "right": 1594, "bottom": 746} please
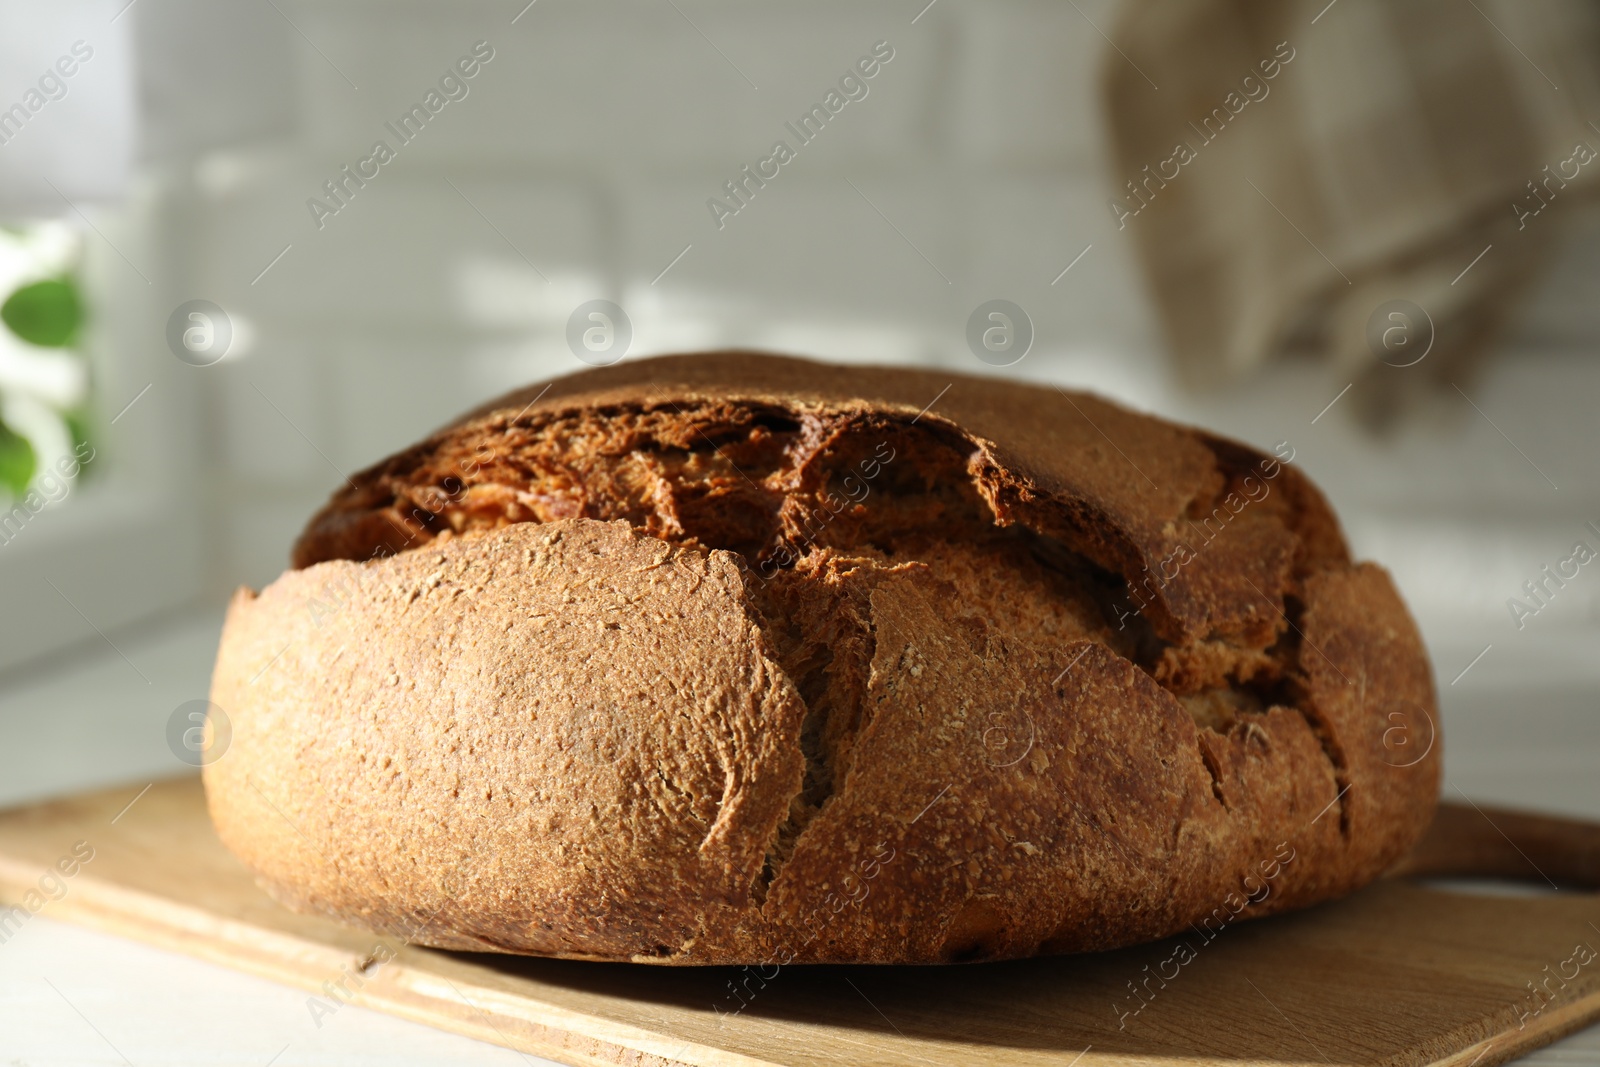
{"left": 205, "top": 352, "right": 1440, "bottom": 964}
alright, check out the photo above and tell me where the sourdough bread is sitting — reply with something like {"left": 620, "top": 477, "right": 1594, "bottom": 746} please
{"left": 204, "top": 352, "right": 1440, "bottom": 964}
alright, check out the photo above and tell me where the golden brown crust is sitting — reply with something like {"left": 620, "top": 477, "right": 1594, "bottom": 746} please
{"left": 205, "top": 352, "right": 1440, "bottom": 964}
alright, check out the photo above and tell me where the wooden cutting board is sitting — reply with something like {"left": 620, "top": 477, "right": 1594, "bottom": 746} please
{"left": 2, "top": 776, "right": 1599, "bottom": 1067}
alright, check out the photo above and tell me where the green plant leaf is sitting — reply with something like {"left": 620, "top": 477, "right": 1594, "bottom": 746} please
{"left": 65, "top": 409, "right": 95, "bottom": 482}
{"left": 2, "top": 278, "right": 83, "bottom": 347}
{"left": 0, "top": 419, "right": 36, "bottom": 498}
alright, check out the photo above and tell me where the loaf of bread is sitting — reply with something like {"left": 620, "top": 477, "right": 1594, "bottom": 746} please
{"left": 204, "top": 352, "right": 1440, "bottom": 964}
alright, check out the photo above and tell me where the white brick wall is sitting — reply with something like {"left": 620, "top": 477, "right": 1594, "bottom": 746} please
{"left": 948, "top": 0, "right": 1116, "bottom": 167}
{"left": 150, "top": 0, "right": 1600, "bottom": 665}
{"left": 293, "top": 2, "right": 945, "bottom": 170}
{"left": 215, "top": 334, "right": 329, "bottom": 485}
{"left": 195, "top": 170, "right": 602, "bottom": 329}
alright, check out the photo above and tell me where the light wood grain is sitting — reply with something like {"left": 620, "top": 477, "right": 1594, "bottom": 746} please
{"left": 1388, "top": 803, "right": 1600, "bottom": 890}
{"left": 1, "top": 776, "right": 1598, "bottom": 1067}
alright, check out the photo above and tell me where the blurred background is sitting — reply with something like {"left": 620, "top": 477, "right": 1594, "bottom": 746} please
{"left": 1, "top": 0, "right": 1598, "bottom": 1061}
{"left": 2, "top": 0, "right": 1597, "bottom": 814}
{"left": 0, "top": 0, "right": 1594, "bottom": 805}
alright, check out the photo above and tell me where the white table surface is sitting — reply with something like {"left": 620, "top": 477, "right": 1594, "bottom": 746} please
{"left": 1, "top": 608, "right": 1597, "bottom": 1066}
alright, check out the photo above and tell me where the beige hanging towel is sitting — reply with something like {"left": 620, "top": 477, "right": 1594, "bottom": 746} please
{"left": 1102, "top": 0, "right": 1600, "bottom": 417}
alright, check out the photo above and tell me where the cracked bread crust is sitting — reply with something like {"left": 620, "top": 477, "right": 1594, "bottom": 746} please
{"left": 204, "top": 352, "right": 1440, "bottom": 964}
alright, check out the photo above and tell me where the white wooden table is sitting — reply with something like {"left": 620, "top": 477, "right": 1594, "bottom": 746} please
{"left": 1, "top": 609, "right": 1596, "bottom": 1066}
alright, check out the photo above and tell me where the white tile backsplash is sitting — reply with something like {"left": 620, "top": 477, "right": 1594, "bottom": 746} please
{"left": 215, "top": 338, "right": 329, "bottom": 484}
{"left": 196, "top": 171, "right": 603, "bottom": 328}
{"left": 139, "top": 0, "right": 1600, "bottom": 661}
{"left": 290, "top": 1, "right": 941, "bottom": 169}
{"left": 948, "top": 0, "right": 1116, "bottom": 168}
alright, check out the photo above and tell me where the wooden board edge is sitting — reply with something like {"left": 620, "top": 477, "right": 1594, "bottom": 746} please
{"left": 1422, "top": 991, "right": 1600, "bottom": 1067}
{"left": 7, "top": 800, "right": 1600, "bottom": 1067}
{"left": 0, "top": 859, "right": 780, "bottom": 1067}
